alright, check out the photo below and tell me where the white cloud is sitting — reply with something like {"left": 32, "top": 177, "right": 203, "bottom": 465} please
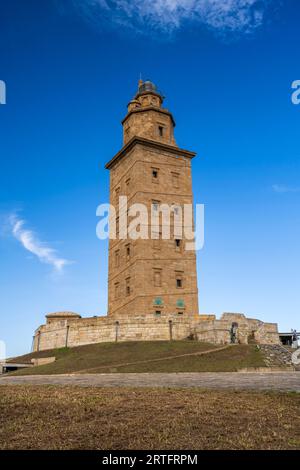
{"left": 71, "top": 0, "right": 275, "bottom": 37}
{"left": 9, "top": 214, "right": 72, "bottom": 273}
{"left": 272, "top": 184, "right": 300, "bottom": 194}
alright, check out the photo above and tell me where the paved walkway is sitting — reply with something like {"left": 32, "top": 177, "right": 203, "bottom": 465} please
{"left": 0, "top": 372, "right": 299, "bottom": 392}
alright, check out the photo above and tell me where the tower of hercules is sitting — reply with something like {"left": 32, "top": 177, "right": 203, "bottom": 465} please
{"left": 32, "top": 81, "right": 281, "bottom": 351}
{"left": 105, "top": 80, "right": 199, "bottom": 320}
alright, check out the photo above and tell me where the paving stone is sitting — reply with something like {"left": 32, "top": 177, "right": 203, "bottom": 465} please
{"left": 1, "top": 372, "right": 299, "bottom": 392}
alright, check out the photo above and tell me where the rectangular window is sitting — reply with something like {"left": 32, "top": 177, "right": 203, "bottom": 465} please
{"left": 125, "top": 277, "right": 131, "bottom": 296}
{"left": 115, "top": 250, "right": 120, "bottom": 267}
{"left": 173, "top": 205, "right": 180, "bottom": 216}
{"left": 152, "top": 200, "right": 160, "bottom": 212}
{"left": 158, "top": 125, "right": 164, "bottom": 137}
{"left": 153, "top": 269, "right": 162, "bottom": 287}
{"left": 155, "top": 311, "right": 162, "bottom": 317}
{"left": 115, "top": 186, "right": 120, "bottom": 203}
{"left": 175, "top": 272, "right": 183, "bottom": 289}
{"left": 152, "top": 168, "right": 159, "bottom": 182}
{"left": 175, "top": 239, "right": 182, "bottom": 252}
{"left": 114, "top": 282, "right": 120, "bottom": 300}
{"left": 126, "top": 243, "right": 131, "bottom": 261}
{"left": 177, "top": 312, "right": 184, "bottom": 316}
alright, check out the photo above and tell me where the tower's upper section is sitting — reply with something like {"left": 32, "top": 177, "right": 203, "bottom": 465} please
{"left": 122, "top": 80, "right": 177, "bottom": 146}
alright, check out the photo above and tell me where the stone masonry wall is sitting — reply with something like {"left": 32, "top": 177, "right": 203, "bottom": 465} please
{"left": 33, "top": 312, "right": 280, "bottom": 352}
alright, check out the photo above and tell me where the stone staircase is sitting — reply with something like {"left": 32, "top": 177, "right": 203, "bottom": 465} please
{"left": 259, "top": 344, "right": 294, "bottom": 369}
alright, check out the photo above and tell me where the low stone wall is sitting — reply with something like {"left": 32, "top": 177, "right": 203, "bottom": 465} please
{"left": 32, "top": 312, "right": 280, "bottom": 352}
{"left": 31, "top": 357, "right": 56, "bottom": 367}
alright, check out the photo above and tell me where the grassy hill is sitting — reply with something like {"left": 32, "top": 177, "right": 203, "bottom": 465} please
{"left": 9, "top": 340, "right": 266, "bottom": 375}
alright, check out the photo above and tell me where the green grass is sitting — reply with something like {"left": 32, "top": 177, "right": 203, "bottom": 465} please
{"left": 114, "top": 344, "right": 265, "bottom": 373}
{"left": 9, "top": 340, "right": 266, "bottom": 375}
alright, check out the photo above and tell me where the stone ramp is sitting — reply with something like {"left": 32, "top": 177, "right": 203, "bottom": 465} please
{"left": 0, "top": 372, "right": 299, "bottom": 392}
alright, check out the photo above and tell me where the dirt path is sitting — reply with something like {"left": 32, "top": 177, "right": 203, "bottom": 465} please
{"left": 1, "top": 372, "right": 299, "bottom": 391}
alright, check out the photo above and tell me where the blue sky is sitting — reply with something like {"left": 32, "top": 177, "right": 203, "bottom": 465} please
{"left": 0, "top": 0, "right": 299, "bottom": 357}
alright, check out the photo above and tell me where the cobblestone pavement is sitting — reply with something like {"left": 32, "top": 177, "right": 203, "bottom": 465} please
{"left": 0, "top": 372, "right": 299, "bottom": 391}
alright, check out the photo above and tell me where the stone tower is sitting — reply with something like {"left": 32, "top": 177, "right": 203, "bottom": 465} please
{"left": 31, "top": 81, "right": 281, "bottom": 352}
{"left": 105, "top": 80, "right": 199, "bottom": 320}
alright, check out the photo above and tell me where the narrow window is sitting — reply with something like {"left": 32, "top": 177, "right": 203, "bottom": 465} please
{"left": 177, "top": 312, "right": 184, "bottom": 316}
{"left": 175, "top": 272, "right": 183, "bottom": 289}
{"left": 152, "top": 200, "right": 160, "bottom": 212}
{"left": 115, "top": 250, "right": 120, "bottom": 267}
{"left": 152, "top": 168, "right": 159, "bottom": 181}
{"left": 116, "top": 217, "right": 119, "bottom": 237}
{"left": 175, "top": 239, "right": 181, "bottom": 249}
{"left": 153, "top": 269, "right": 162, "bottom": 287}
{"left": 173, "top": 205, "right": 180, "bottom": 216}
{"left": 126, "top": 243, "right": 131, "bottom": 261}
{"left": 114, "top": 282, "right": 120, "bottom": 300}
{"left": 115, "top": 187, "right": 120, "bottom": 203}
{"left": 126, "top": 178, "right": 131, "bottom": 188}
{"left": 158, "top": 125, "right": 164, "bottom": 137}
{"left": 126, "top": 277, "right": 131, "bottom": 296}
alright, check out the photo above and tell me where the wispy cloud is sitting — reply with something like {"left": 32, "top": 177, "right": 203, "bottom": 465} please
{"left": 9, "top": 214, "right": 72, "bottom": 273}
{"left": 69, "top": 0, "right": 277, "bottom": 38}
{"left": 272, "top": 184, "right": 300, "bottom": 194}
